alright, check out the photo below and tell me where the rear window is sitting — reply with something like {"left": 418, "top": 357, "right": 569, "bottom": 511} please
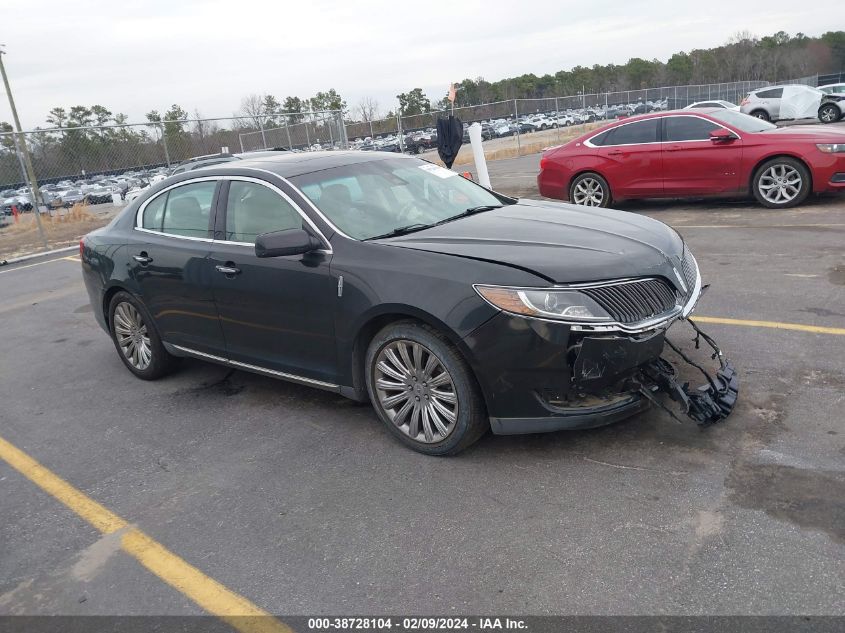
{"left": 755, "top": 88, "right": 783, "bottom": 99}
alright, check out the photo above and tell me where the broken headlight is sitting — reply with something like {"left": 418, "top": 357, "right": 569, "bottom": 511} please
{"left": 474, "top": 285, "right": 612, "bottom": 322}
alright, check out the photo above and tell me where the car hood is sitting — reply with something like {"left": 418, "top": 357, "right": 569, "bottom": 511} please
{"left": 756, "top": 125, "right": 845, "bottom": 140}
{"left": 380, "top": 200, "right": 687, "bottom": 285}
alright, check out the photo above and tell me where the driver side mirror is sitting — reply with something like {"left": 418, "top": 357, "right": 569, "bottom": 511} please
{"left": 709, "top": 128, "right": 738, "bottom": 143}
{"left": 255, "top": 228, "right": 322, "bottom": 258}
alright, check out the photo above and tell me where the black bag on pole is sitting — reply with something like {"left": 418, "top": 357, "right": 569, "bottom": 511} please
{"left": 436, "top": 115, "right": 463, "bottom": 169}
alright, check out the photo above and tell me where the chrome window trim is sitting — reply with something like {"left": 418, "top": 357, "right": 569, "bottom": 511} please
{"left": 134, "top": 176, "right": 220, "bottom": 238}
{"left": 241, "top": 167, "right": 353, "bottom": 240}
{"left": 132, "top": 174, "right": 333, "bottom": 254}
{"left": 472, "top": 260, "right": 702, "bottom": 333}
{"left": 583, "top": 113, "right": 741, "bottom": 149}
{"left": 170, "top": 344, "right": 339, "bottom": 390}
{"left": 217, "top": 176, "right": 332, "bottom": 253}
{"left": 661, "top": 113, "right": 743, "bottom": 143}
{"left": 583, "top": 118, "right": 661, "bottom": 149}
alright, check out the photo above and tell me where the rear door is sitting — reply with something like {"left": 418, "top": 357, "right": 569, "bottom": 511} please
{"left": 754, "top": 87, "right": 783, "bottom": 119}
{"left": 131, "top": 178, "right": 226, "bottom": 355}
{"left": 661, "top": 115, "right": 743, "bottom": 195}
{"left": 594, "top": 118, "right": 663, "bottom": 198}
{"left": 208, "top": 177, "right": 338, "bottom": 385}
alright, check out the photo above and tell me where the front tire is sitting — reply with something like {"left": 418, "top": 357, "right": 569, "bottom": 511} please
{"left": 818, "top": 104, "right": 841, "bottom": 124}
{"left": 752, "top": 157, "right": 811, "bottom": 209}
{"left": 365, "top": 320, "right": 488, "bottom": 456}
{"left": 108, "top": 291, "right": 178, "bottom": 380}
{"left": 570, "top": 172, "right": 611, "bottom": 208}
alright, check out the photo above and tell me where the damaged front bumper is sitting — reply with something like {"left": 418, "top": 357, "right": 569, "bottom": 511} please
{"left": 632, "top": 320, "right": 738, "bottom": 427}
{"left": 477, "top": 314, "right": 738, "bottom": 435}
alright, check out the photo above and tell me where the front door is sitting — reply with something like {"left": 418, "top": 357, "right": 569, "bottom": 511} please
{"left": 209, "top": 178, "right": 338, "bottom": 384}
{"left": 661, "top": 115, "right": 743, "bottom": 195}
{"left": 130, "top": 178, "right": 225, "bottom": 355}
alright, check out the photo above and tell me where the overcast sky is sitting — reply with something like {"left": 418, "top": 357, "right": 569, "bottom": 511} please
{"left": 0, "top": 0, "right": 837, "bottom": 128}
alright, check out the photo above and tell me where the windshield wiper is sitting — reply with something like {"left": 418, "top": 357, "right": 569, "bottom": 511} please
{"left": 464, "top": 204, "right": 502, "bottom": 214}
{"left": 432, "top": 204, "right": 503, "bottom": 227}
{"left": 364, "top": 223, "right": 433, "bottom": 240}
{"left": 365, "top": 205, "right": 504, "bottom": 240}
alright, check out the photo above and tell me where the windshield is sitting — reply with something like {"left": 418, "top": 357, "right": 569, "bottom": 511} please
{"left": 709, "top": 109, "right": 777, "bottom": 133}
{"left": 290, "top": 157, "right": 513, "bottom": 240}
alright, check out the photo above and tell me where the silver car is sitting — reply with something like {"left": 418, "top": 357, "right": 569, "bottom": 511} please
{"left": 740, "top": 86, "right": 784, "bottom": 121}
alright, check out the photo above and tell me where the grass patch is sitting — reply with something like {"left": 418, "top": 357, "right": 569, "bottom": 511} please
{"left": 0, "top": 203, "right": 111, "bottom": 260}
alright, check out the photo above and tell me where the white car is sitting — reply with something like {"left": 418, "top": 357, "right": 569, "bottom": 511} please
{"left": 684, "top": 100, "right": 740, "bottom": 111}
{"left": 819, "top": 83, "right": 845, "bottom": 95}
{"left": 528, "top": 115, "right": 554, "bottom": 130}
{"left": 554, "top": 114, "right": 575, "bottom": 127}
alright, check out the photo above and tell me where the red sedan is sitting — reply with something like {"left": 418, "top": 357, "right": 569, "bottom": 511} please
{"left": 537, "top": 109, "right": 845, "bottom": 209}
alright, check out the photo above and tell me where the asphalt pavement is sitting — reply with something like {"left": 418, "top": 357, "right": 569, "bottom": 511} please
{"left": 0, "top": 157, "right": 843, "bottom": 622}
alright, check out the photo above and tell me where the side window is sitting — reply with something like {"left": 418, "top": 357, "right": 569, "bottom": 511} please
{"left": 756, "top": 88, "right": 783, "bottom": 99}
{"left": 664, "top": 117, "right": 722, "bottom": 142}
{"left": 588, "top": 129, "right": 611, "bottom": 146}
{"left": 160, "top": 181, "right": 216, "bottom": 238}
{"left": 142, "top": 192, "right": 167, "bottom": 231}
{"left": 225, "top": 181, "right": 302, "bottom": 243}
{"left": 604, "top": 119, "right": 659, "bottom": 146}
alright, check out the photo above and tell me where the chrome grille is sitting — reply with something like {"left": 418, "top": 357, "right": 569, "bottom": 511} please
{"left": 581, "top": 278, "right": 678, "bottom": 324}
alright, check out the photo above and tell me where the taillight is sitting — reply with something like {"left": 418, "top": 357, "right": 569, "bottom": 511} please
{"left": 79, "top": 239, "right": 85, "bottom": 258}
{"left": 740, "top": 98, "right": 750, "bottom": 106}
{"left": 539, "top": 156, "right": 549, "bottom": 170}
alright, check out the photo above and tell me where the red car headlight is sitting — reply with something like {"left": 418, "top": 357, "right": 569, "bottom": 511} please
{"left": 817, "top": 143, "right": 845, "bottom": 153}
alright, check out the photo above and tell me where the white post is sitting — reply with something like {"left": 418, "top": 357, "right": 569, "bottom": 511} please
{"left": 468, "top": 123, "right": 490, "bottom": 189}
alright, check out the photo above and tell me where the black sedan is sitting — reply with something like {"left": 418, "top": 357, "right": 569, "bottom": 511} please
{"left": 80, "top": 152, "right": 737, "bottom": 455}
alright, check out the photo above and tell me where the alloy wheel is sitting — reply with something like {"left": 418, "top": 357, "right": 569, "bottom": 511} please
{"left": 572, "top": 178, "right": 605, "bottom": 206}
{"left": 819, "top": 106, "right": 838, "bottom": 123}
{"left": 757, "top": 164, "right": 802, "bottom": 205}
{"left": 373, "top": 340, "right": 458, "bottom": 444}
{"left": 113, "top": 301, "right": 152, "bottom": 370}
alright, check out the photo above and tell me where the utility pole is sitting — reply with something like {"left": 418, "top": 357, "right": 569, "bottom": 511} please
{"left": 0, "top": 45, "right": 48, "bottom": 248}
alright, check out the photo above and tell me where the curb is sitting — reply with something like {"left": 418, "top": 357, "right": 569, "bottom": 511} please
{"left": 0, "top": 245, "right": 78, "bottom": 267}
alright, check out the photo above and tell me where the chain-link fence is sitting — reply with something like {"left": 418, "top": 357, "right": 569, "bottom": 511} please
{"left": 0, "top": 111, "right": 345, "bottom": 190}
{"left": 0, "top": 111, "right": 346, "bottom": 228}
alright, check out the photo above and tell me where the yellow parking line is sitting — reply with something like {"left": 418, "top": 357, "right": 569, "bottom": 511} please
{"left": 0, "top": 434, "right": 292, "bottom": 633}
{"left": 695, "top": 316, "right": 845, "bottom": 336}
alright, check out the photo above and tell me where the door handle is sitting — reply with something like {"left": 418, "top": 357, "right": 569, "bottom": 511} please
{"left": 665, "top": 145, "right": 683, "bottom": 152}
{"left": 607, "top": 150, "right": 623, "bottom": 156}
{"left": 133, "top": 253, "right": 152, "bottom": 265}
{"left": 215, "top": 264, "right": 241, "bottom": 275}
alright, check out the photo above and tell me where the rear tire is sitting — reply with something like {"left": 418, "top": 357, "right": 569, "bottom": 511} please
{"left": 365, "top": 320, "right": 488, "bottom": 456}
{"left": 750, "top": 109, "right": 771, "bottom": 122}
{"left": 108, "top": 291, "right": 179, "bottom": 380}
{"left": 752, "top": 157, "right": 811, "bottom": 209}
{"left": 569, "top": 172, "right": 611, "bottom": 208}
{"left": 818, "top": 104, "right": 841, "bottom": 124}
